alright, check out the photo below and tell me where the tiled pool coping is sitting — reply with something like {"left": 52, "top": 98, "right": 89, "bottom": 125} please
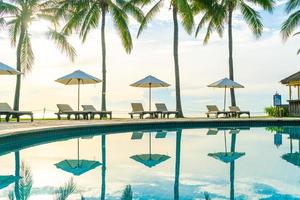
{"left": 1, "top": 117, "right": 300, "bottom": 136}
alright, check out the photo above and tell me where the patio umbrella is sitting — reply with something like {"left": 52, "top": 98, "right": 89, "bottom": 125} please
{"left": 130, "top": 75, "right": 170, "bottom": 111}
{"left": 0, "top": 62, "right": 21, "bottom": 75}
{"left": 55, "top": 138, "right": 101, "bottom": 176}
{"left": 0, "top": 175, "right": 19, "bottom": 189}
{"left": 208, "top": 78, "right": 244, "bottom": 111}
{"left": 130, "top": 132, "right": 170, "bottom": 168}
{"left": 56, "top": 70, "right": 101, "bottom": 110}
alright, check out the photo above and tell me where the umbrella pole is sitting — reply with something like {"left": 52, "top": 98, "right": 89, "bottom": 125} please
{"left": 78, "top": 80, "right": 81, "bottom": 111}
{"left": 290, "top": 138, "right": 293, "bottom": 154}
{"left": 149, "top": 83, "right": 152, "bottom": 111}
{"left": 149, "top": 133, "right": 152, "bottom": 160}
{"left": 77, "top": 138, "right": 80, "bottom": 166}
{"left": 224, "top": 86, "right": 227, "bottom": 111}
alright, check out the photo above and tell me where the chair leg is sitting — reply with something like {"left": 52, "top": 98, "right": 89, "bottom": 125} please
{"left": 5, "top": 115, "right": 10, "bottom": 122}
{"left": 31, "top": 114, "right": 33, "bottom": 122}
{"left": 17, "top": 116, "right": 20, "bottom": 122}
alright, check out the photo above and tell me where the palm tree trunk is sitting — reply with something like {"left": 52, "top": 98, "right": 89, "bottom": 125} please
{"left": 172, "top": 6, "right": 184, "bottom": 118}
{"left": 174, "top": 129, "right": 182, "bottom": 200}
{"left": 13, "top": 28, "right": 26, "bottom": 111}
{"left": 228, "top": 8, "right": 236, "bottom": 107}
{"left": 101, "top": 5, "right": 107, "bottom": 112}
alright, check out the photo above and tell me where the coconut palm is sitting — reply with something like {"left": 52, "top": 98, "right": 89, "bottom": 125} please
{"left": 133, "top": 0, "right": 194, "bottom": 117}
{"left": 193, "top": 0, "right": 274, "bottom": 106}
{"left": 55, "top": 0, "right": 143, "bottom": 112}
{"left": 0, "top": 0, "right": 76, "bottom": 111}
{"left": 281, "top": 0, "right": 300, "bottom": 53}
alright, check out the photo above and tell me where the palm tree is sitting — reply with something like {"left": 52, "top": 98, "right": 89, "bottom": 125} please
{"left": 193, "top": 0, "right": 274, "bottom": 106}
{"left": 133, "top": 0, "right": 194, "bottom": 117}
{"left": 55, "top": 0, "right": 143, "bottom": 112}
{"left": 0, "top": 0, "right": 76, "bottom": 111}
{"left": 281, "top": 0, "right": 300, "bottom": 53}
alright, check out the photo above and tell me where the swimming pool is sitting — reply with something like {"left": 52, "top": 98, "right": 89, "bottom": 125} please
{"left": 0, "top": 125, "right": 299, "bottom": 199}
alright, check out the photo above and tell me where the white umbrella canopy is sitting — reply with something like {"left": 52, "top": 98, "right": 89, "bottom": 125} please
{"left": 207, "top": 78, "right": 244, "bottom": 88}
{"left": 56, "top": 70, "right": 101, "bottom": 110}
{"left": 207, "top": 78, "right": 244, "bottom": 111}
{"left": 130, "top": 75, "right": 170, "bottom": 111}
{"left": 0, "top": 62, "right": 21, "bottom": 75}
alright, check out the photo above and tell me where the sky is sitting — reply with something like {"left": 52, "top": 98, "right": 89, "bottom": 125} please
{"left": 2, "top": 0, "right": 300, "bottom": 117}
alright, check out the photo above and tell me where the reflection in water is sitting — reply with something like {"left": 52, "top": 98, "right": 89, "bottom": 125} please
{"left": 174, "top": 130, "right": 182, "bottom": 200}
{"left": 12, "top": 152, "right": 33, "bottom": 200}
{"left": 54, "top": 138, "right": 101, "bottom": 176}
{"left": 207, "top": 129, "right": 246, "bottom": 200}
{"left": 130, "top": 132, "right": 171, "bottom": 168}
{"left": 0, "top": 127, "right": 299, "bottom": 199}
{"left": 120, "top": 185, "right": 133, "bottom": 200}
{"left": 101, "top": 134, "right": 106, "bottom": 200}
{"left": 281, "top": 128, "right": 300, "bottom": 167}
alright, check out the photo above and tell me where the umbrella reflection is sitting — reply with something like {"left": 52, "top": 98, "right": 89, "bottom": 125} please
{"left": 207, "top": 129, "right": 245, "bottom": 200}
{"left": 130, "top": 132, "right": 170, "bottom": 168}
{"left": 55, "top": 138, "right": 101, "bottom": 176}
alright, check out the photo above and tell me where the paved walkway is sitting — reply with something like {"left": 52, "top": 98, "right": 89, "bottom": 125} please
{"left": 1, "top": 117, "right": 300, "bottom": 136}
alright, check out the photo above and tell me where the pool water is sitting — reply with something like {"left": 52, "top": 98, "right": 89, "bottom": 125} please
{"left": 0, "top": 126, "right": 299, "bottom": 199}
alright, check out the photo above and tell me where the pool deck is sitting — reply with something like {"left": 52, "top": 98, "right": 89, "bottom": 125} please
{"left": 1, "top": 117, "right": 300, "bottom": 137}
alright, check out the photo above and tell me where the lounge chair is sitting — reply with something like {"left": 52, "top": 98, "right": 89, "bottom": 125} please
{"left": 0, "top": 103, "right": 33, "bottom": 122}
{"left": 128, "top": 103, "right": 159, "bottom": 119}
{"left": 55, "top": 104, "right": 89, "bottom": 120}
{"left": 206, "top": 105, "right": 231, "bottom": 118}
{"left": 82, "top": 105, "right": 112, "bottom": 119}
{"left": 155, "top": 103, "right": 178, "bottom": 118}
{"left": 229, "top": 106, "right": 250, "bottom": 118}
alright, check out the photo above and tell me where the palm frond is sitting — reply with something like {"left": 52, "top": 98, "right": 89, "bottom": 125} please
{"left": 281, "top": 10, "right": 300, "bottom": 40}
{"left": 79, "top": 1, "right": 100, "bottom": 42}
{"left": 19, "top": 161, "right": 33, "bottom": 200}
{"left": 176, "top": 0, "right": 194, "bottom": 34}
{"left": 0, "top": 17, "right": 6, "bottom": 29}
{"left": 0, "top": 1, "right": 19, "bottom": 15}
{"left": 20, "top": 32, "right": 34, "bottom": 74}
{"left": 8, "top": 18, "right": 21, "bottom": 46}
{"left": 203, "top": 19, "right": 216, "bottom": 44}
{"left": 61, "top": 7, "right": 87, "bottom": 35}
{"left": 110, "top": 2, "right": 133, "bottom": 53}
{"left": 118, "top": 0, "right": 144, "bottom": 23}
{"left": 8, "top": 191, "right": 14, "bottom": 200}
{"left": 121, "top": 185, "right": 133, "bottom": 200}
{"left": 47, "top": 29, "right": 76, "bottom": 61}
{"left": 285, "top": 0, "right": 300, "bottom": 12}
{"left": 251, "top": 0, "right": 274, "bottom": 12}
{"left": 54, "top": 178, "right": 77, "bottom": 200}
{"left": 195, "top": 12, "right": 210, "bottom": 37}
{"left": 137, "top": 0, "right": 164, "bottom": 37}
{"left": 239, "top": 1, "right": 263, "bottom": 37}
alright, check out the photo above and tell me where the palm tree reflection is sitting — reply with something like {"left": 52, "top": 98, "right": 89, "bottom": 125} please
{"left": 174, "top": 129, "right": 182, "bottom": 200}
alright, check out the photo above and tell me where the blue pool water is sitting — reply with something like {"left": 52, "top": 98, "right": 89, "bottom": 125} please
{"left": 0, "top": 126, "right": 299, "bottom": 199}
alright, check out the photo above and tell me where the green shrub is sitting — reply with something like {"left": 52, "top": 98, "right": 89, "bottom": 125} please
{"left": 264, "top": 106, "right": 288, "bottom": 117}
